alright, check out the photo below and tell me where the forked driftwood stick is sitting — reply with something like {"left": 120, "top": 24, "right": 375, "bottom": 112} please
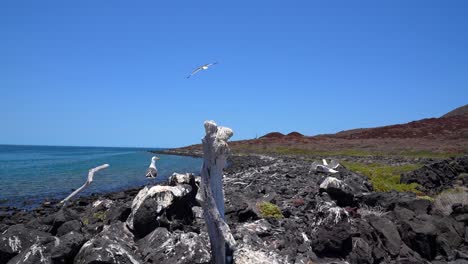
{"left": 60, "top": 164, "right": 109, "bottom": 205}
{"left": 200, "top": 121, "right": 236, "bottom": 264}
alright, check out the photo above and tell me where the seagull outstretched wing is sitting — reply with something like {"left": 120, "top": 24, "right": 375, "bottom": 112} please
{"left": 187, "top": 62, "right": 218, "bottom": 78}
{"left": 187, "top": 67, "right": 203, "bottom": 78}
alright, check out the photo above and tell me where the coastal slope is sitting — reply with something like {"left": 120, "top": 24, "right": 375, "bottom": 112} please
{"left": 164, "top": 105, "right": 468, "bottom": 157}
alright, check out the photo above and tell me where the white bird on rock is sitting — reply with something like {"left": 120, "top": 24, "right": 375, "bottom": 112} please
{"left": 309, "top": 159, "right": 340, "bottom": 174}
{"left": 187, "top": 62, "right": 217, "bottom": 78}
{"left": 146, "top": 156, "right": 160, "bottom": 185}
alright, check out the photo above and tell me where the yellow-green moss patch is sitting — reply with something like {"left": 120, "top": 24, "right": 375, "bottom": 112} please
{"left": 342, "top": 161, "right": 423, "bottom": 194}
{"left": 257, "top": 201, "right": 283, "bottom": 219}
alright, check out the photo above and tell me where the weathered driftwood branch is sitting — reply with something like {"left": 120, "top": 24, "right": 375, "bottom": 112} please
{"left": 60, "top": 164, "right": 109, "bottom": 205}
{"left": 200, "top": 120, "right": 236, "bottom": 264}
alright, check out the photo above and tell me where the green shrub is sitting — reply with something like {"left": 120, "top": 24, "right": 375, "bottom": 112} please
{"left": 257, "top": 202, "right": 283, "bottom": 219}
{"left": 417, "top": 195, "right": 435, "bottom": 202}
{"left": 342, "top": 161, "right": 423, "bottom": 194}
{"left": 93, "top": 211, "right": 107, "bottom": 221}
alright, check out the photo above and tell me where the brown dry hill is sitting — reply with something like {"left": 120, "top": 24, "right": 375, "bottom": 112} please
{"left": 171, "top": 105, "right": 468, "bottom": 157}
{"left": 442, "top": 104, "right": 468, "bottom": 118}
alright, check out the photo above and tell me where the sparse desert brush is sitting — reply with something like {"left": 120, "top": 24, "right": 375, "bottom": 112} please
{"left": 257, "top": 201, "right": 283, "bottom": 219}
{"left": 433, "top": 187, "right": 468, "bottom": 216}
{"left": 358, "top": 205, "right": 388, "bottom": 217}
{"left": 417, "top": 195, "right": 435, "bottom": 202}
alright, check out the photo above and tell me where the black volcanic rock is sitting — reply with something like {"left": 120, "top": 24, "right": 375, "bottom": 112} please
{"left": 368, "top": 215, "right": 402, "bottom": 256}
{"left": 56, "top": 219, "right": 82, "bottom": 237}
{"left": 74, "top": 237, "right": 141, "bottom": 264}
{"left": 74, "top": 222, "right": 141, "bottom": 264}
{"left": 2, "top": 154, "right": 468, "bottom": 264}
{"left": 50, "top": 231, "right": 86, "bottom": 263}
{"left": 126, "top": 184, "right": 195, "bottom": 238}
{"left": 138, "top": 228, "right": 210, "bottom": 264}
{"left": 0, "top": 224, "right": 53, "bottom": 263}
{"left": 347, "top": 237, "right": 373, "bottom": 264}
{"left": 310, "top": 221, "right": 352, "bottom": 257}
{"left": 401, "top": 155, "right": 468, "bottom": 194}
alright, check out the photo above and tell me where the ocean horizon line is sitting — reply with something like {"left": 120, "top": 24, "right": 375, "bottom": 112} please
{"left": 0, "top": 143, "right": 169, "bottom": 150}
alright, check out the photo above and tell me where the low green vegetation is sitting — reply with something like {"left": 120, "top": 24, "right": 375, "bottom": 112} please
{"left": 93, "top": 211, "right": 107, "bottom": 221}
{"left": 257, "top": 201, "right": 283, "bottom": 219}
{"left": 396, "top": 150, "right": 460, "bottom": 159}
{"left": 234, "top": 146, "right": 460, "bottom": 159}
{"left": 417, "top": 195, "right": 435, "bottom": 202}
{"left": 270, "top": 147, "right": 375, "bottom": 157}
{"left": 342, "top": 161, "right": 423, "bottom": 194}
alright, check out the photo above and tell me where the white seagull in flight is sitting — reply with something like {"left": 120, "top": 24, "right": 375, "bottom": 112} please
{"left": 187, "top": 62, "right": 218, "bottom": 78}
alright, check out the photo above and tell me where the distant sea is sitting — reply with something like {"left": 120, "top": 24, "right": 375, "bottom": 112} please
{"left": 0, "top": 145, "right": 202, "bottom": 209}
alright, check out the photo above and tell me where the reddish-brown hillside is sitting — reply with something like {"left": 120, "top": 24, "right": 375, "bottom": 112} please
{"left": 260, "top": 132, "right": 285, "bottom": 139}
{"left": 330, "top": 115, "right": 468, "bottom": 140}
{"left": 443, "top": 104, "right": 468, "bottom": 118}
{"left": 168, "top": 105, "right": 468, "bottom": 156}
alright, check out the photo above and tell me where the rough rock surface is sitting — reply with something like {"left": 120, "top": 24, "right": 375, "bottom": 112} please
{"left": 0, "top": 154, "right": 467, "bottom": 264}
{"left": 401, "top": 155, "right": 468, "bottom": 194}
{"left": 126, "top": 184, "right": 195, "bottom": 238}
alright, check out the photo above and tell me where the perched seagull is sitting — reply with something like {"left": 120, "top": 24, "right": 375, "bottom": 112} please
{"left": 187, "top": 62, "right": 218, "bottom": 78}
{"left": 146, "top": 156, "right": 160, "bottom": 185}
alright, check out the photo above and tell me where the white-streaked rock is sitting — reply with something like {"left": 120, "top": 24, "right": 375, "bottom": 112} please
{"left": 169, "top": 172, "right": 194, "bottom": 186}
{"left": 319, "top": 177, "right": 345, "bottom": 190}
{"left": 126, "top": 185, "right": 190, "bottom": 230}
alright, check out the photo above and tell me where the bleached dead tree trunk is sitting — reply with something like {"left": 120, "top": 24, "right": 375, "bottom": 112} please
{"left": 60, "top": 164, "right": 109, "bottom": 206}
{"left": 200, "top": 121, "right": 236, "bottom": 264}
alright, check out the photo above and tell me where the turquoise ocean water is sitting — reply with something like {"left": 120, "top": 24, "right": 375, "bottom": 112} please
{"left": 0, "top": 145, "right": 202, "bottom": 209}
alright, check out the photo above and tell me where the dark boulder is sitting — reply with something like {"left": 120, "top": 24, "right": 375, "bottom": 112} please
{"left": 74, "top": 222, "right": 141, "bottom": 264}
{"left": 347, "top": 237, "right": 373, "bottom": 264}
{"left": 50, "top": 231, "right": 85, "bottom": 264}
{"left": 137, "top": 228, "right": 210, "bottom": 264}
{"left": 225, "top": 194, "right": 261, "bottom": 223}
{"left": 319, "top": 177, "right": 356, "bottom": 207}
{"left": 337, "top": 170, "right": 373, "bottom": 195}
{"left": 401, "top": 156, "right": 468, "bottom": 195}
{"left": 452, "top": 204, "right": 468, "bottom": 215}
{"left": 6, "top": 241, "right": 54, "bottom": 264}
{"left": 310, "top": 221, "right": 352, "bottom": 257}
{"left": 367, "top": 215, "right": 402, "bottom": 256}
{"left": 104, "top": 201, "right": 132, "bottom": 224}
{"left": 397, "top": 244, "right": 426, "bottom": 264}
{"left": 74, "top": 237, "right": 141, "bottom": 264}
{"left": 41, "top": 208, "right": 80, "bottom": 235}
{"left": 56, "top": 220, "right": 82, "bottom": 237}
{"left": 432, "top": 215, "right": 465, "bottom": 259}
{"left": 126, "top": 185, "right": 195, "bottom": 238}
{"left": 6, "top": 230, "right": 84, "bottom": 264}
{"left": 361, "top": 191, "right": 418, "bottom": 211}
{"left": 0, "top": 224, "right": 53, "bottom": 263}
{"left": 398, "top": 213, "right": 438, "bottom": 260}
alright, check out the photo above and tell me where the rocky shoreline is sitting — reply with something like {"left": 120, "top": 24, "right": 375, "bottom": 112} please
{"left": 1, "top": 154, "right": 468, "bottom": 263}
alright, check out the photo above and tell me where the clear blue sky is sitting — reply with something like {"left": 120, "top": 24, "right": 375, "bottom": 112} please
{"left": 1, "top": 1, "right": 467, "bottom": 148}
